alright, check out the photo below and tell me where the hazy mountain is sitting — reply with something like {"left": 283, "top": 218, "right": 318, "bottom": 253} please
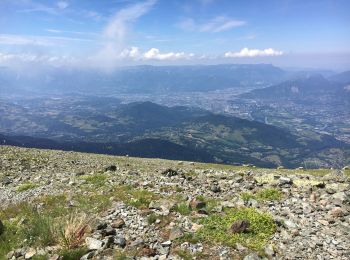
{"left": 241, "top": 75, "right": 346, "bottom": 101}
{"left": 0, "top": 64, "right": 287, "bottom": 95}
{"left": 329, "top": 71, "right": 350, "bottom": 84}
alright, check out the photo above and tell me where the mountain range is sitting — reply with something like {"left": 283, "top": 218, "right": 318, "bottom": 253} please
{"left": 1, "top": 100, "right": 349, "bottom": 168}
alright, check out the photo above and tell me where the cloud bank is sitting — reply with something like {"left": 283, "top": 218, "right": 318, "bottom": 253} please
{"left": 225, "top": 48, "right": 283, "bottom": 58}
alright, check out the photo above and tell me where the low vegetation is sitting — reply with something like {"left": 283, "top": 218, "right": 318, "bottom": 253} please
{"left": 16, "top": 182, "right": 37, "bottom": 192}
{"left": 196, "top": 207, "right": 276, "bottom": 251}
{"left": 241, "top": 188, "right": 283, "bottom": 202}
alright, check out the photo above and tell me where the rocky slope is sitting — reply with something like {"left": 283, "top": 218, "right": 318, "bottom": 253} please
{"left": 0, "top": 146, "right": 349, "bottom": 260}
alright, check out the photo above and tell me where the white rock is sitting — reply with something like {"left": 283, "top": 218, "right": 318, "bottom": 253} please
{"left": 85, "top": 237, "right": 104, "bottom": 250}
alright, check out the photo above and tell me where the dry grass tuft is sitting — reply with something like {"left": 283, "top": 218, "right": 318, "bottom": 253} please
{"left": 58, "top": 213, "right": 92, "bottom": 249}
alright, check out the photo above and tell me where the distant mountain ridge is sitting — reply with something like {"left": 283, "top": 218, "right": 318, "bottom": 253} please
{"left": 241, "top": 75, "right": 347, "bottom": 101}
{"left": 0, "top": 64, "right": 287, "bottom": 95}
{"left": 1, "top": 100, "right": 349, "bottom": 168}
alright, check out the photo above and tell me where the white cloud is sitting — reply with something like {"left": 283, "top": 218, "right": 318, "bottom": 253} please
{"left": 120, "top": 46, "right": 141, "bottom": 59}
{"left": 119, "top": 47, "right": 194, "bottom": 61}
{"left": 57, "top": 1, "right": 69, "bottom": 10}
{"left": 178, "top": 16, "right": 245, "bottom": 33}
{"left": 224, "top": 48, "right": 283, "bottom": 58}
{"left": 143, "top": 48, "right": 191, "bottom": 60}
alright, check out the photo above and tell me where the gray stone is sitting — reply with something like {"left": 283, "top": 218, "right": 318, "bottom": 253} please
{"left": 230, "top": 220, "right": 250, "bottom": 233}
{"left": 284, "top": 220, "right": 297, "bottom": 229}
{"left": 243, "top": 253, "right": 261, "bottom": 260}
{"left": 114, "top": 236, "right": 126, "bottom": 248}
{"left": 111, "top": 218, "right": 125, "bottom": 228}
{"left": 264, "top": 244, "right": 275, "bottom": 257}
{"left": 85, "top": 237, "right": 104, "bottom": 250}
{"left": 161, "top": 240, "right": 172, "bottom": 247}
{"left": 279, "top": 177, "right": 293, "bottom": 186}
{"left": 80, "top": 252, "right": 95, "bottom": 260}
{"left": 210, "top": 185, "right": 221, "bottom": 193}
{"left": 130, "top": 238, "right": 144, "bottom": 248}
{"left": 105, "top": 165, "right": 117, "bottom": 172}
{"left": 169, "top": 227, "right": 184, "bottom": 240}
{"left": 24, "top": 248, "right": 36, "bottom": 259}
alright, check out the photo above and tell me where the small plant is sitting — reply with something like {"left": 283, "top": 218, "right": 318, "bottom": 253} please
{"left": 24, "top": 212, "right": 56, "bottom": 247}
{"left": 241, "top": 188, "right": 282, "bottom": 202}
{"left": 205, "top": 199, "right": 219, "bottom": 213}
{"left": 196, "top": 195, "right": 206, "bottom": 202}
{"left": 178, "top": 233, "right": 200, "bottom": 244}
{"left": 241, "top": 192, "right": 255, "bottom": 202}
{"left": 196, "top": 207, "right": 276, "bottom": 250}
{"left": 255, "top": 188, "right": 282, "bottom": 201}
{"left": 175, "top": 249, "right": 193, "bottom": 260}
{"left": 16, "top": 182, "right": 37, "bottom": 192}
{"left": 59, "top": 247, "right": 88, "bottom": 260}
{"left": 174, "top": 203, "right": 192, "bottom": 216}
{"left": 147, "top": 213, "right": 158, "bottom": 225}
{"left": 81, "top": 174, "right": 107, "bottom": 187}
{"left": 127, "top": 189, "right": 157, "bottom": 209}
{"left": 58, "top": 213, "right": 92, "bottom": 249}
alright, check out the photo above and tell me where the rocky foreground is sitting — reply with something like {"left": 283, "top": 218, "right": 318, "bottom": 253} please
{"left": 0, "top": 146, "right": 349, "bottom": 260}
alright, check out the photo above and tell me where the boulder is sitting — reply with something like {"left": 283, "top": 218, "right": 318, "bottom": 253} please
{"left": 104, "top": 165, "right": 117, "bottom": 172}
{"left": 210, "top": 184, "right": 221, "bottom": 193}
{"left": 85, "top": 237, "right": 104, "bottom": 250}
{"left": 161, "top": 168, "right": 178, "bottom": 177}
{"left": 24, "top": 248, "right": 36, "bottom": 259}
{"left": 114, "top": 236, "right": 126, "bottom": 248}
{"left": 111, "top": 218, "right": 125, "bottom": 228}
{"left": 169, "top": 227, "right": 184, "bottom": 240}
{"left": 189, "top": 198, "right": 206, "bottom": 210}
{"left": 230, "top": 220, "right": 250, "bottom": 233}
{"left": 279, "top": 177, "right": 293, "bottom": 186}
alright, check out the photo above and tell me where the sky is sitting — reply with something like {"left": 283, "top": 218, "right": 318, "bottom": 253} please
{"left": 0, "top": 0, "right": 349, "bottom": 70}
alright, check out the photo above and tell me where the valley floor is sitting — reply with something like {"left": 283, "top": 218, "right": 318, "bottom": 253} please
{"left": 0, "top": 146, "right": 349, "bottom": 259}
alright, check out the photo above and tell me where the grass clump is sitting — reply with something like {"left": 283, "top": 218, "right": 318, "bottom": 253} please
{"left": 241, "top": 188, "right": 282, "bottom": 202}
{"left": 255, "top": 188, "right": 282, "bottom": 201}
{"left": 128, "top": 189, "right": 158, "bottom": 209}
{"left": 24, "top": 212, "right": 56, "bottom": 247}
{"left": 59, "top": 247, "right": 88, "bottom": 260}
{"left": 196, "top": 207, "right": 276, "bottom": 250}
{"left": 174, "top": 203, "right": 192, "bottom": 216}
{"left": 147, "top": 213, "right": 158, "bottom": 225}
{"left": 58, "top": 213, "right": 91, "bottom": 249}
{"left": 16, "top": 182, "right": 37, "bottom": 192}
{"left": 0, "top": 195, "right": 94, "bottom": 259}
{"left": 81, "top": 174, "right": 107, "bottom": 187}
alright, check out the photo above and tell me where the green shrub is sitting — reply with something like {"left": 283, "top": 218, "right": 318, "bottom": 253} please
{"left": 60, "top": 247, "right": 88, "bottom": 260}
{"left": 24, "top": 212, "right": 56, "bottom": 247}
{"left": 174, "top": 203, "right": 192, "bottom": 215}
{"left": 127, "top": 189, "right": 157, "bottom": 209}
{"left": 255, "top": 188, "right": 282, "bottom": 201}
{"left": 241, "top": 188, "right": 282, "bottom": 202}
{"left": 147, "top": 213, "right": 158, "bottom": 225}
{"left": 196, "top": 207, "right": 276, "bottom": 250}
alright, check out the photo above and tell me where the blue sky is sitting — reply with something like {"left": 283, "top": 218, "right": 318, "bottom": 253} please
{"left": 0, "top": 0, "right": 349, "bottom": 69}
